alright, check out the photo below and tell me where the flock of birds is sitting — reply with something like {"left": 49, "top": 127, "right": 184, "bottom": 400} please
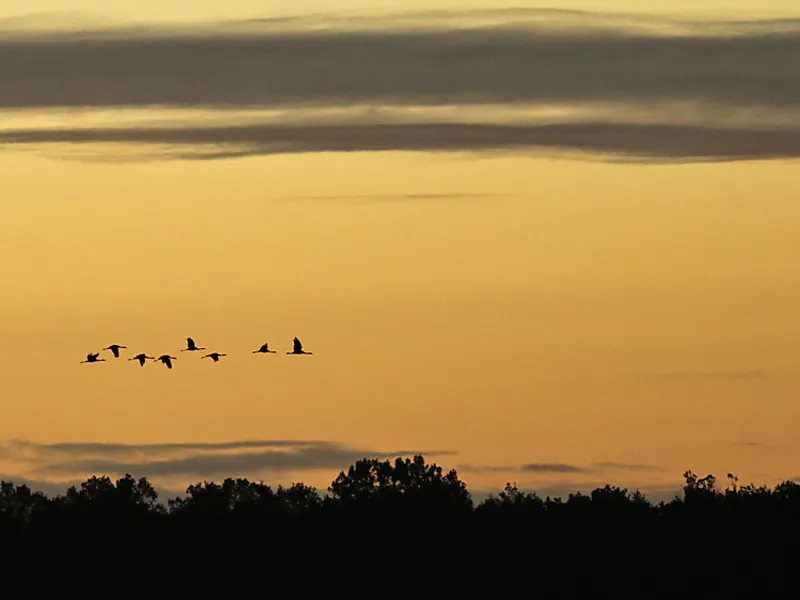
{"left": 80, "top": 337, "right": 313, "bottom": 369}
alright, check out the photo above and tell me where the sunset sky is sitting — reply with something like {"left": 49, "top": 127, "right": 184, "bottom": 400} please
{"left": 2, "top": 0, "right": 800, "bottom": 502}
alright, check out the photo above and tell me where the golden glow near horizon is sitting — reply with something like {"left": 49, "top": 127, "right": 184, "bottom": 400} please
{"left": 2, "top": 0, "right": 800, "bottom": 500}
{"left": 3, "top": 0, "right": 800, "bottom": 22}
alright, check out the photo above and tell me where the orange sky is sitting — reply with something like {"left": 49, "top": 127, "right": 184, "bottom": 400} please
{"left": 2, "top": 1, "right": 800, "bottom": 502}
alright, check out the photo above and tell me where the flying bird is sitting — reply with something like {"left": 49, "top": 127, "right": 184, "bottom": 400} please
{"left": 253, "top": 343, "right": 276, "bottom": 354}
{"left": 154, "top": 355, "right": 178, "bottom": 369}
{"left": 202, "top": 352, "right": 227, "bottom": 362}
{"left": 103, "top": 344, "right": 127, "bottom": 358}
{"left": 81, "top": 352, "right": 105, "bottom": 364}
{"left": 181, "top": 337, "right": 205, "bottom": 352}
{"left": 129, "top": 353, "right": 155, "bottom": 366}
{"left": 287, "top": 337, "right": 313, "bottom": 355}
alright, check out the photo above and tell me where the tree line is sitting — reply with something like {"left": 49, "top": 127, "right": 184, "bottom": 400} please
{"left": 5, "top": 455, "right": 800, "bottom": 531}
{"left": 2, "top": 454, "right": 798, "bottom": 588}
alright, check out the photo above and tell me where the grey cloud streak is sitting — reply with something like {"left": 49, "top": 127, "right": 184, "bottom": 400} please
{"left": 283, "top": 193, "right": 512, "bottom": 202}
{"left": 7, "top": 439, "right": 329, "bottom": 458}
{"left": 458, "top": 461, "right": 663, "bottom": 474}
{"left": 592, "top": 462, "right": 665, "bottom": 472}
{"left": 734, "top": 441, "right": 776, "bottom": 449}
{"left": 2, "top": 9, "right": 800, "bottom": 164}
{"left": 5, "top": 439, "right": 458, "bottom": 478}
{"left": 3, "top": 121, "right": 800, "bottom": 163}
{"left": 522, "top": 463, "right": 587, "bottom": 473}
{"left": 0, "top": 13, "right": 799, "bottom": 111}
{"left": 659, "top": 370, "right": 770, "bottom": 380}
{"left": 37, "top": 448, "right": 458, "bottom": 478}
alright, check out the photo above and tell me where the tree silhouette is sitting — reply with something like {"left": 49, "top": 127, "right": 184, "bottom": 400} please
{"left": 0, "top": 481, "right": 48, "bottom": 536}
{"left": 0, "top": 455, "right": 798, "bottom": 587}
{"left": 328, "top": 455, "right": 472, "bottom": 534}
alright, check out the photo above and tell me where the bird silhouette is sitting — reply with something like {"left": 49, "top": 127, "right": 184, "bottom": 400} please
{"left": 129, "top": 353, "right": 155, "bottom": 366}
{"left": 202, "top": 352, "right": 227, "bottom": 362}
{"left": 287, "top": 337, "right": 313, "bottom": 355}
{"left": 253, "top": 343, "right": 276, "bottom": 354}
{"left": 103, "top": 344, "right": 127, "bottom": 358}
{"left": 181, "top": 337, "right": 205, "bottom": 352}
{"left": 81, "top": 352, "right": 105, "bottom": 364}
{"left": 154, "top": 355, "right": 178, "bottom": 369}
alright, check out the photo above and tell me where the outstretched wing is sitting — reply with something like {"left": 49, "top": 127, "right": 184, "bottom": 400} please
{"left": 186, "top": 337, "right": 196, "bottom": 350}
{"left": 293, "top": 337, "right": 302, "bottom": 353}
{"left": 111, "top": 346, "right": 120, "bottom": 358}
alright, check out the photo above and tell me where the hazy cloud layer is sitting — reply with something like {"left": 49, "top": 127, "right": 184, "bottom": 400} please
{"left": 7, "top": 439, "right": 329, "bottom": 458}
{"left": 458, "top": 461, "right": 663, "bottom": 474}
{"left": 735, "top": 441, "right": 776, "bottom": 449}
{"left": 283, "top": 192, "right": 512, "bottom": 203}
{"left": 37, "top": 446, "right": 455, "bottom": 478}
{"left": 0, "top": 9, "right": 799, "bottom": 164}
{"left": 458, "top": 463, "right": 585, "bottom": 474}
{"left": 658, "top": 370, "right": 770, "bottom": 381}
{"left": 1, "top": 11, "right": 798, "bottom": 111}
{"left": 522, "top": 463, "right": 587, "bottom": 473}
{"left": 2, "top": 439, "right": 457, "bottom": 479}
{"left": 3, "top": 121, "right": 800, "bottom": 163}
{"left": 592, "top": 462, "right": 665, "bottom": 472}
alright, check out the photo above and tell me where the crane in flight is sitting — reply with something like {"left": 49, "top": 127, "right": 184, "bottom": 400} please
{"left": 287, "top": 337, "right": 313, "bottom": 355}
{"left": 202, "top": 352, "right": 227, "bottom": 362}
{"left": 154, "top": 355, "right": 178, "bottom": 369}
{"left": 129, "top": 353, "right": 155, "bottom": 367}
{"left": 181, "top": 337, "right": 205, "bottom": 352}
{"left": 103, "top": 344, "right": 127, "bottom": 358}
{"left": 81, "top": 352, "right": 105, "bottom": 364}
{"left": 253, "top": 343, "right": 276, "bottom": 354}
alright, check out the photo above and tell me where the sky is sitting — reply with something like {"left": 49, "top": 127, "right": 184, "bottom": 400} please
{"left": 2, "top": 0, "right": 800, "bottom": 503}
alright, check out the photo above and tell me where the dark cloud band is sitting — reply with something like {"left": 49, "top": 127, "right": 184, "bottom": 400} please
{"left": 0, "top": 13, "right": 798, "bottom": 110}
{"left": 2, "top": 439, "right": 458, "bottom": 479}
{"left": 8, "top": 439, "right": 331, "bottom": 456}
{"left": 1, "top": 10, "right": 798, "bottom": 163}
{"left": 458, "top": 461, "right": 663, "bottom": 474}
{"left": 3, "top": 121, "right": 799, "bottom": 163}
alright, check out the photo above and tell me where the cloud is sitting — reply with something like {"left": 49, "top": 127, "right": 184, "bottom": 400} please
{"left": 37, "top": 447, "right": 456, "bottom": 478}
{"left": 591, "top": 462, "right": 665, "bottom": 472}
{"left": 283, "top": 192, "right": 512, "bottom": 203}
{"left": 6, "top": 439, "right": 330, "bottom": 458}
{"left": 0, "top": 11, "right": 798, "bottom": 111}
{"left": 521, "top": 463, "right": 588, "bottom": 473}
{"left": 3, "top": 121, "right": 800, "bottom": 164}
{"left": 0, "top": 9, "right": 799, "bottom": 164}
{"left": 658, "top": 370, "right": 770, "bottom": 381}
{"left": 458, "top": 461, "right": 662, "bottom": 474}
{"left": 1, "top": 438, "right": 457, "bottom": 480}
{"left": 457, "top": 464, "right": 529, "bottom": 474}
{"left": 734, "top": 441, "right": 776, "bottom": 449}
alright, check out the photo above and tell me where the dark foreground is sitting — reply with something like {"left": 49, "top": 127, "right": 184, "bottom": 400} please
{"left": 1, "top": 456, "right": 798, "bottom": 593}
